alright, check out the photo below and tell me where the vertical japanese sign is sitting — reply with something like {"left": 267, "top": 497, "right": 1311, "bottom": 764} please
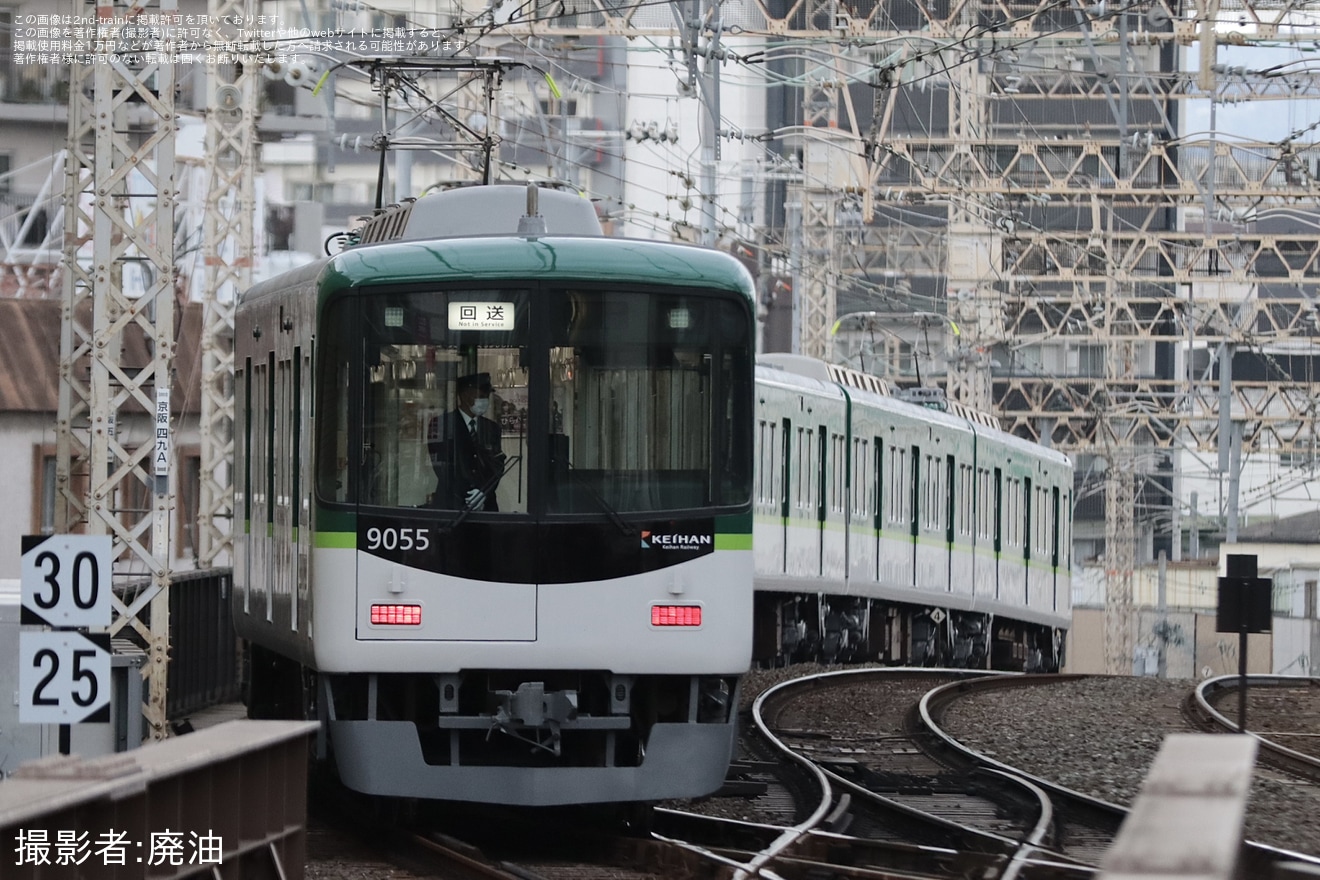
{"left": 155, "top": 386, "right": 171, "bottom": 478}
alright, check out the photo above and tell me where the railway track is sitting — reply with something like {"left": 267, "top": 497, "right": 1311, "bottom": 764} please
{"left": 918, "top": 675, "right": 1129, "bottom": 866}
{"left": 713, "top": 668, "right": 1320, "bottom": 878}
{"left": 1191, "top": 675, "right": 1320, "bottom": 782}
{"left": 665, "top": 668, "right": 1096, "bottom": 878}
{"left": 923, "top": 672, "right": 1320, "bottom": 878}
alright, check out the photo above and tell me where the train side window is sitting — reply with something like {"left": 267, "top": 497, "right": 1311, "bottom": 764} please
{"left": 1016, "top": 480, "right": 1024, "bottom": 549}
{"left": 1002, "top": 477, "right": 1010, "bottom": 547}
{"left": 922, "top": 453, "right": 944, "bottom": 532}
{"left": 1004, "top": 477, "right": 1018, "bottom": 549}
{"left": 852, "top": 437, "right": 868, "bottom": 517}
{"left": 756, "top": 420, "right": 768, "bottom": 504}
{"left": 887, "top": 446, "right": 904, "bottom": 525}
{"left": 1063, "top": 490, "right": 1072, "bottom": 568}
{"left": 976, "top": 468, "right": 991, "bottom": 541}
{"left": 1040, "top": 485, "right": 1051, "bottom": 558}
{"left": 992, "top": 468, "right": 1002, "bottom": 552}
{"left": 315, "top": 299, "right": 353, "bottom": 504}
{"left": 809, "top": 428, "right": 818, "bottom": 512}
{"left": 794, "top": 427, "right": 803, "bottom": 510}
{"left": 957, "top": 463, "right": 971, "bottom": 538}
{"left": 832, "top": 433, "right": 845, "bottom": 514}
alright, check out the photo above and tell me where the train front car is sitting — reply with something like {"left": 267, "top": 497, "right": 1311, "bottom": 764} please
{"left": 233, "top": 187, "right": 757, "bottom": 806}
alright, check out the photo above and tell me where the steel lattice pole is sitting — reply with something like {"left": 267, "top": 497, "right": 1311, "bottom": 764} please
{"left": 56, "top": 0, "right": 178, "bottom": 739}
{"left": 198, "top": 0, "right": 258, "bottom": 567}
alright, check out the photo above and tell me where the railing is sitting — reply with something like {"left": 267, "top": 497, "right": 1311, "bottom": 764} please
{"left": 2, "top": 720, "right": 318, "bottom": 880}
{"left": 166, "top": 568, "right": 241, "bottom": 720}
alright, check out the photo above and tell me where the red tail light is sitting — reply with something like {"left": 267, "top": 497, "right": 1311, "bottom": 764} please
{"left": 371, "top": 604, "right": 422, "bottom": 625}
{"left": 651, "top": 605, "right": 702, "bottom": 627}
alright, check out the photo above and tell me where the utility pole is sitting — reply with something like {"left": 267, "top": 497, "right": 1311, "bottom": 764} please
{"left": 793, "top": 0, "right": 842, "bottom": 360}
{"left": 57, "top": 0, "right": 178, "bottom": 740}
{"left": 676, "top": 0, "right": 722, "bottom": 247}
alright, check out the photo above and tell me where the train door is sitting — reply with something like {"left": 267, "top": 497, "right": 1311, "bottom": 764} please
{"left": 784, "top": 420, "right": 817, "bottom": 578}
{"left": 236, "top": 357, "right": 253, "bottom": 617}
{"left": 819, "top": 422, "right": 837, "bottom": 579}
{"left": 274, "top": 354, "right": 295, "bottom": 627}
{"left": 1026, "top": 478, "right": 1052, "bottom": 611}
{"left": 871, "top": 436, "right": 883, "bottom": 584}
{"left": 1051, "top": 485, "right": 1061, "bottom": 612}
{"left": 992, "top": 466, "right": 1002, "bottom": 599}
{"left": 753, "top": 414, "right": 786, "bottom": 574}
{"left": 256, "top": 353, "right": 273, "bottom": 621}
{"left": 973, "top": 465, "right": 995, "bottom": 600}
{"left": 813, "top": 424, "right": 823, "bottom": 580}
{"left": 293, "top": 346, "right": 311, "bottom": 634}
{"left": 846, "top": 433, "right": 875, "bottom": 586}
{"left": 1021, "top": 476, "right": 1033, "bottom": 606}
{"left": 780, "top": 417, "right": 790, "bottom": 571}
{"left": 944, "top": 454, "right": 956, "bottom": 593}
{"left": 909, "top": 444, "right": 920, "bottom": 587}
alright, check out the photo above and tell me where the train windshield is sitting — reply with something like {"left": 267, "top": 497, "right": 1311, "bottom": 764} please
{"left": 545, "top": 288, "right": 752, "bottom": 514}
{"left": 317, "top": 284, "right": 752, "bottom": 517}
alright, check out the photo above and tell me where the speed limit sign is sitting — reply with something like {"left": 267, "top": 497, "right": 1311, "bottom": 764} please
{"left": 18, "top": 631, "right": 112, "bottom": 724}
{"left": 21, "top": 534, "right": 112, "bottom": 628}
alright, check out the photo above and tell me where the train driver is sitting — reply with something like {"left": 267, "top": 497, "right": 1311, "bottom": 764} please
{"left": 427, "top": 372, "right": 507, "bottom": 511}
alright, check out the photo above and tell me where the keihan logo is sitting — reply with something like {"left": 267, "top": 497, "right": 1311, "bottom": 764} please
{"left": 640, "top": 531, "right": 713, "bottom": 550}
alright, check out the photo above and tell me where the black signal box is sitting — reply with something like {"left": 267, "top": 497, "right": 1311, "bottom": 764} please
{"left": 1216, "top": 554, "right": 1273, "bottom": 634}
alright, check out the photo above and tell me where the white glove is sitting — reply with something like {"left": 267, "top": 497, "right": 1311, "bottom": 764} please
{"left": 465, "top": 488, "right": 486, "bottom": 509}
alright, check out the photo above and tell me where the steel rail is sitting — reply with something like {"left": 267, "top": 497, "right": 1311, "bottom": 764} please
{"left": 1193, "top": 674, "right": 1320, "bottom": 782}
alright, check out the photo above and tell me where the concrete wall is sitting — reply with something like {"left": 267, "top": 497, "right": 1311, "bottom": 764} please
{"left": 1066, "top": 607, "right": 1272, "bottom": 678}
{"left": 1272, "top": 617, "right": 1318, "bottom": 677}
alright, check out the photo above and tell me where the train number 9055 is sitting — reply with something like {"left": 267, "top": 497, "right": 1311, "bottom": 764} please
{"left": 364, "top": 527, "right": 431, "bottom": 552}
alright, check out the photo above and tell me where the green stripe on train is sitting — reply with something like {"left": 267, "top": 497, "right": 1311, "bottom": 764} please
{"left": 715, "top": 533, "right": 752, "bottom": 551}
{"left": 314, "top": 531, "right": 749, "bottom": 550}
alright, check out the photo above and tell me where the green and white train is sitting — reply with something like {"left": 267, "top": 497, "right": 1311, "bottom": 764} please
{"left": 232, "top": 184, "right": 1071, "bottom": 810}
{"left": 233, "top": 186, "right": 756, "bottom": 807}
{"left": 750, "top": 354, "right": 1072, "bottom": 672}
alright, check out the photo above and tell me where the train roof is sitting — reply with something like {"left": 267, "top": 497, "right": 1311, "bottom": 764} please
{"left": 355, "top": 185, "right": 603, "bottom": 241}
{"left": 240, "top": 186, "right": 755, "bottom": 307}
{"left": 319, "top": 235, "right": 754, "bottom": 298}
{"left": 298, "top": 233, "right": 755, "bottom": 306}
{"left": 239, "top": 236, "right": 755, "bottom": 308}
{"left": 757, "top": 354, "right": 1072, "bottom": 469}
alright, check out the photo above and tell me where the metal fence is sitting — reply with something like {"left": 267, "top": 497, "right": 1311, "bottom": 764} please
{"left": 167, "top": 567, "right": 241, "bottom": 720}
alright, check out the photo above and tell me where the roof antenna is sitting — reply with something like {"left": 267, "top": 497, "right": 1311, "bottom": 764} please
{"left": 517, "top": 184, "right": 548, "bottom": 236}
